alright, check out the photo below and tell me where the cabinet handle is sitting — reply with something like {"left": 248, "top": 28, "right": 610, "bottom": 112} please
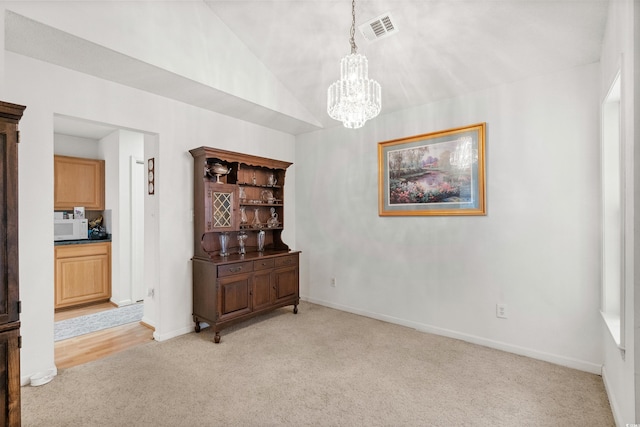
{"left": 229, "top": 267, "right": 242, "bottom": 273}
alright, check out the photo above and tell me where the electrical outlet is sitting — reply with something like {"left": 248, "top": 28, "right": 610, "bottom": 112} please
{"left": 330, "top": 278, "right": 336, "bottom": 288}
{"left": 496, "top": 303, "right": 507, "bottom": 319}
{"left": 147, "top": 288, "right": 155, "bottom": 298}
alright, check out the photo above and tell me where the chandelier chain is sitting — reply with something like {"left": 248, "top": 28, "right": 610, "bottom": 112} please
{"left": 349, "top": 0, "right": 357, "bottom": 54}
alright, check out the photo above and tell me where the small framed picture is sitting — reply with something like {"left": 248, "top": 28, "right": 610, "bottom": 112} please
{"left": 148, "top": 157, "right": 155, "bottom": 195}
{"left": 74, "top": 206, "right": 85, "bottom": 219}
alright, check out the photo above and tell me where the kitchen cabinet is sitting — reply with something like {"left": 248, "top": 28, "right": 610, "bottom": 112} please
{"left": 54, "top": 242, "right": 111, "bottom": 310}
{"left": 189, "top": 147, "right": 300, "bottom": 343}
{"left": 54, "top": 155, "right": 105, "bottom": 211}
{"left": 0, "top": 100, "right": 25, "bottom": 426}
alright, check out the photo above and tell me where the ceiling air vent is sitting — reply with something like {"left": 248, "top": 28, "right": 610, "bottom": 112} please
{"left": 359, "top": 13, "right": 399, "bottom": 42}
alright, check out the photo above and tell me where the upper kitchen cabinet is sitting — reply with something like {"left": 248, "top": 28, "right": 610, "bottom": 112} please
{"left": 54, "top": 155, "right": 105, "bottom": 211}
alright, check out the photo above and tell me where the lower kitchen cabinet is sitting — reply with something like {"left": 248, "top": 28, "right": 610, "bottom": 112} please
{"left": 54, "top": 242, "right": 111, "bottom": 310}
{"left": 193, "top": 251, "right": 299, "bottom": 343}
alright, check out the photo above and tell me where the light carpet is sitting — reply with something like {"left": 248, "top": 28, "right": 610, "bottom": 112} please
{"left": 54, "top": 303, "right": 144, "bottom": 341}
{"left": 25, "top": 302, "right": 614, "bottom": 426}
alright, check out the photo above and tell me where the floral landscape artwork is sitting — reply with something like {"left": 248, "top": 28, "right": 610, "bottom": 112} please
{"left": 378, "top": 123, "right": 486, "bottom": 216}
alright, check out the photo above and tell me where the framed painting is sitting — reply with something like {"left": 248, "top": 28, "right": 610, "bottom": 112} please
{"left": 378, "top": 123, "right": 486, "bottom": 216}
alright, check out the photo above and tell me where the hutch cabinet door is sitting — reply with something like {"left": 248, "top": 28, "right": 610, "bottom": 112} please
{"left": 204, "top": 182, "right": 238, "bottom": 233}
{"left": 217, "top": 273, "right": 252, "bottom": 321}
{"left": 273, "top": 266, "right": 298, "bottom": 303}
{"left": 252, "top": 270, "right": 273, "bottom": 311}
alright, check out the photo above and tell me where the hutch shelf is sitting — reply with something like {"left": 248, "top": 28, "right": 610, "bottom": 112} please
{"left": 189, "top": 147, "right": 300, "bottom": 343}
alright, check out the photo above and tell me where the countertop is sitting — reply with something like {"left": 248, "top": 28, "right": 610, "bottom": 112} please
{"left": 54, "top": 236, "right": 112, "bottom": 246}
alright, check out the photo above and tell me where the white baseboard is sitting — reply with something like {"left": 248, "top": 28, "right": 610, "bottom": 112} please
{"left": 301, "top": 296, "right": 602, "bottom": 375}
{"left": 153, "top": 325, "right": 193, "bottom": 342}
{"left": 110, "top": 298, "right": 133, "bottom": 307}
{"left": 21, "top": 366, "right": 58, "bottom": 387}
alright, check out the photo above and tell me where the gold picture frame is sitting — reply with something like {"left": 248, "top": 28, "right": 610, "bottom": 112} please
{"left": 378, "top": 123, "right": 486, "bottom": 216}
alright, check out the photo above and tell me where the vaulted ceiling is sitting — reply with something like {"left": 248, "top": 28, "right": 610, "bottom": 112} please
{"left": 5, "top": 1, "right": 609, "bottom": 137}
{"left": 205, "top": 0, "right": 609, "bottom": 129}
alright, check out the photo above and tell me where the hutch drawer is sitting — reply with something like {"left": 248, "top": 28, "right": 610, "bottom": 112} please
{"left": 275, "top": 255, "right": 298, "bottom": 268}
{"left": 253, "top": 259, "right": 275, "bottom": 271}
{"left": 217, "top": 261, "right": 253, "bottom": 277}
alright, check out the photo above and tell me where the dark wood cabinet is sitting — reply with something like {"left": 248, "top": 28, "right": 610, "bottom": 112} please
{"left": 190, "top": 147, "right": 300, "bottom": 343}
{"left": 0, "top": 326, "right": 20, "bottom": 425}
{"left": 0, "top": 101, "right": 25, "bottom": 427}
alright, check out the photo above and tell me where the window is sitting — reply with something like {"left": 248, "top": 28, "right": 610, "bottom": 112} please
{"left": 601, "top": 70, "right": 624, "bottom": 350}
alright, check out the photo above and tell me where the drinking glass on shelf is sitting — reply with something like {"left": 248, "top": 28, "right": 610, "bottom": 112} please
{"left": 219, "top": 232, "right": 230, "bottom": 257}
{"left": 257, "top": 230, "right": 265, "bottom": 252}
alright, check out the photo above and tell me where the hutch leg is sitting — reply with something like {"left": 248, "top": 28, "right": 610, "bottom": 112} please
{"left": 293, "top": 304, "right": 298, "bottom": 314}
{"left": 194, "top": 318, "right": 201, "bottom": 333}
{"left": 214, "top": 331, "right": 221, "bottom": 344}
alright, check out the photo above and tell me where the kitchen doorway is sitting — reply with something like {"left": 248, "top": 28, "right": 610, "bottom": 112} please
{"left": 53, "top": 115, "right": 157, "bottom": 366}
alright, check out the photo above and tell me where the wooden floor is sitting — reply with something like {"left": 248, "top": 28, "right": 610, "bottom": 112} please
{"left": 54, "top": 302, "right": 154, "bottom": 370}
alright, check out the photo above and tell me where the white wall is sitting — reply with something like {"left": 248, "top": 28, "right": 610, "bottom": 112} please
{"left": 53, "top": 133, "right": 100, "bottom": 159}
{"left": 296, "top": 63, "right": 602, "bottom": 374}
{"left": 5, "top": 51, "right": 296, "bottom": 384}
{"left": 99, "top": 129, "right": 144, "bottom": 307}
{"left": 599, "top": 0, "right": 637, "bottom": 424}
{"left": 143, "top": 134, "right": 159, "bottom": 330}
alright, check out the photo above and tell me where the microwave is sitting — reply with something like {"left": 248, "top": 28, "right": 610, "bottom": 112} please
{"left": 54, "top": 219, "right": 89, "bottom": 241}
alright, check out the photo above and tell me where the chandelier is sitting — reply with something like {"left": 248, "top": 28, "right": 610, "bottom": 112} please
{"left": 327, "top": 0, "right": 381, "bottom": 129}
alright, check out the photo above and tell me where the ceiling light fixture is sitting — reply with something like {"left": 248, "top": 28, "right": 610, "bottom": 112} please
{"left": 327, "top": 0, "right": 381, "bottom": 129}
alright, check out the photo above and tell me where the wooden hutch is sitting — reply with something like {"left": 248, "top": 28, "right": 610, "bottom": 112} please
{"left": 0, "top": 101, "right": 25, "bottom": 426}
{"left": 190, "top": 147, "right": 300, "bottom": 343}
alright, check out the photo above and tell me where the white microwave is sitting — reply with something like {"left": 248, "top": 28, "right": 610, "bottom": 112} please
{"left": 54, "top": 219, "right": 89, "bottom": 241}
